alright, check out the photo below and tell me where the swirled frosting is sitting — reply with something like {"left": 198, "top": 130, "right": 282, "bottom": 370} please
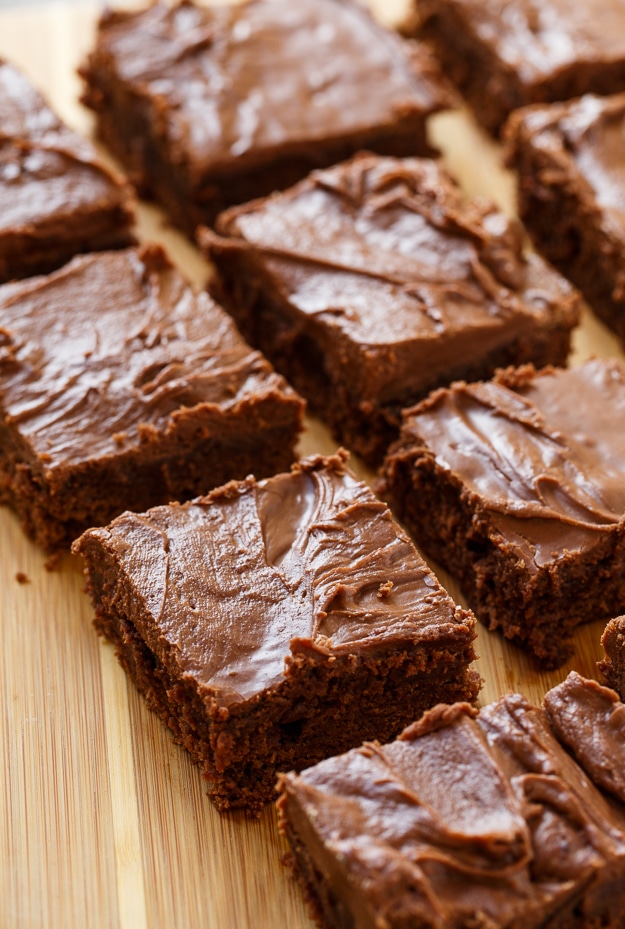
{"left": 401, "top": 359, "right": 625, "bottom": 567}
{"left": 75, "top": 454, "right": 476, "bottom": 704}
{"left": 0, "top": 244, "right": 300, "bottom": 468}
{"left": 279, "top": 672, "right": 625, "bottom": 929}
{"left": 208, "top": 153, "right": 579, "bottom": 405}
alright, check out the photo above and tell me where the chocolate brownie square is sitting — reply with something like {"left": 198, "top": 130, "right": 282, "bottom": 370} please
{"left": 73, "top": 453, "right": 480, "bottom": 814}
{"left": 278, "top": 671, "right": 625, "bottom": 929}
{"left": 407, "top": 0, "right": 625, "bottom": 136}
{"left": 78, "top": 0, "right": 452, "bottom": 235}
{"left": 505, "top": 93, "right": 625, "bottom": 344}
{"left": 0, "top": 243, "right": 303, "bottom": 551}
{"left": 0, "top": 58, "right": 135, "bottom": 283}
{"left": 202, "top": 152, "right": 580, "bottom": 466}
{"left": 380, "top": 359, "right": 625, "bottom": 667}
{"left": 599, "top": 616, "right": 625, "bottom": 700}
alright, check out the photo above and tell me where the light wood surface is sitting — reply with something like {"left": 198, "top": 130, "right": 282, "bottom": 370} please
{"left": 1, "top": 3, "right": 623, "bottom": 928}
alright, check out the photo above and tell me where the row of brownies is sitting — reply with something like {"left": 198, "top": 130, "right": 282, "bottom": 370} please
{"left": 3, "top": 1, "right": 625, "bottom": 927}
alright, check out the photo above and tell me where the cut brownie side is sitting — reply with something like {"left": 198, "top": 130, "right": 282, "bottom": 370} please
{"left": 409, "top": 0, "right": 625, "bottom": 136}
{"left": 599, "top": 616, "right": 625, "bottom": 700}
{"left": 202, "top": 153, "right": 580, "bottom": 466}
{"left": 277, "top": 672, "right": 625, "bottom": 929}
{"left": 0, "top": 244, "right": 303, "bottom": 551}
{"left": 0, "top": 58, "right": 135, "bottom": 283}
{"left": 380, "top": 360, "right": 625, "bottom": 667}
{"left": 78, "top": 0, "right": 452, "bottom": 235}
{"left": 505, "top": 93, "right": 625, "bottom": 344}
{"left": 73, "top": 453, "right": 480, "bottom": 815}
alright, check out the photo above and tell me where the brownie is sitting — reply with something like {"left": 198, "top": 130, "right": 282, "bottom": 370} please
{"left": 72, "top": 452, "right": 480, "bottom": 815}
{"left": 599, "top": 616, "right": 625, "bottom": 700}
{"left": 380, "top": 359, "right": 625, "bottom": 668}
{"left": 201, "top": 153, "right": 580, "bottom": 466}
{"left": 278, "top": 671, "right": 625, "bottom": 929}
{"left": 505, "top": 93, "right": 625, "bottom": 344}
{"left": 0, "top": 243, "right": 303, "bottom": 551}
{"left": 78, "top": 0, "right": 452, "bottom": 235}
{"left": 407, "top": 0, "right": 625, "bottom": 136}
{"left": 0, "top": 58, "right": 135, "bottom": 283}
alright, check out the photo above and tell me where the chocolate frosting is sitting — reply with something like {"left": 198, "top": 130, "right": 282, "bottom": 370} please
{"left": 76, "top": 454, "right": 476, "bottom": 704}
{"left": 279, "top": 673, "right": 625, "bottom": 929}
{"left": 510, "top": 93, "right": 625, "bottom": 238}
{"left": 0, "top": 58, "right": 133, "bottom": 240}
{"left": 87, "top": 0, "right": 449, "bottom": 179}
{"left": 544, "top": 670, "right": 625, "bottom": 802}
{"left": 0, "top": 244, "right": 298, "bottom": 468}
{"left": 443, "top": 0, "right": 625, "bottom": 84}
{"left": 402, "top": 359, "right": 625, "bottom": 567}
{"left": 209, "top": 153, "right": 579, "bottom": 403}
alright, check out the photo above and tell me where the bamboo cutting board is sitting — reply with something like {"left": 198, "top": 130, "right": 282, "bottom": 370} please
{"left": 1, "top": 3, "right": 624, "bottom": 928}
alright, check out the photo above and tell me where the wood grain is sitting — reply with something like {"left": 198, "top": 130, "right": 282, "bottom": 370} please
{"left": 0, "top": 3, "right": 622, "bottom": 927}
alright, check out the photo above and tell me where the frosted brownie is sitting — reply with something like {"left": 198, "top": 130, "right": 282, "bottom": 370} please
{"left": 380, "top": 359, "right": 625, "bottom": 667}
{"left": 0, "top": 244, "right": 303, "bottom": 551}
{"left": 599, "top": 616, "right": 625, "bottom": 700}
{"left": 202, "top": 153, "right": 580, "bottom": 466}
{"left": 73, "top": 453, "right": 480, "bottom": 814}
{"left": 278, "top": 671, "right": 625, "bottom": 929}
{"left": 78, "top": 0, "right": 452, "bottom": 235}
{"left": 0, "top": 59, "right": 135, "bottom": 283}
{"left": 505, "top": 93, "right": 625, "bottom": 344}
{"left": 406, "top": 0, "right": 625, "bottom": 135}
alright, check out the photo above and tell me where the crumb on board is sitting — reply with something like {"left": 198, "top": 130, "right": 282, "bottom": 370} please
{"left": 15, "top": 572, "right": 29, "bottom": 584}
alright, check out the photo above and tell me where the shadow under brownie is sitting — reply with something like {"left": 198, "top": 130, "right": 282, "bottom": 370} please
{"left": 202, "top": 152, "right": 581, "bottom": 466}
{"left": 0, "top": 243, "right": 303, "bottom": 551}
{"left": 380, "top": 359, "right": 625, "bottom": 668}
{"left": 0, "top": 58, "right": 135, "bottom": 283}
{"left": 73, "top": 453, "right": 480, "bottom": 815}
{"left": 406, "top": 0, "right": 625, "bottom": 136}
{"left": 505, "top": 92, "right": 625, "bottom": 345}
{"left": 78, "top": 0, "right": 452, "bottom": 235}
{"left": 277, "top": 671, "right": 625, "bottom": 929}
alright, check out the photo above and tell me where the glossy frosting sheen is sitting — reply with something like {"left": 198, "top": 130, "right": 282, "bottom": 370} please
{"left": 456, "top": 0, "right": 625, "bottom": 81}
{"left": 93, "top": 0, "right": 447, "bottom": 174}
{"left": 0, "top": 245, "right": 290, "bottom": 466}
{"left": 406, "top": 359, "right": 625, "bottom": 566}
{"left": 0, "top": 59, "right": 130, "bottom": 232}
{"left": 85, "top": 457, "right": 472, "bottom": 703}
{"left": 522, "top": 93, "right": 625, "bottom": 223}
{"left": 215, "top": 154, "right": 577, "bottom": 400}
{"left": 281, "top": 673, "right": 625, "bottom": 929}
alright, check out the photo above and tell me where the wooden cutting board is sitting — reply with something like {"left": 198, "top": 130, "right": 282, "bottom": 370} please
{"left": 1, "top": 3, "right": 622, "bottom": 927}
